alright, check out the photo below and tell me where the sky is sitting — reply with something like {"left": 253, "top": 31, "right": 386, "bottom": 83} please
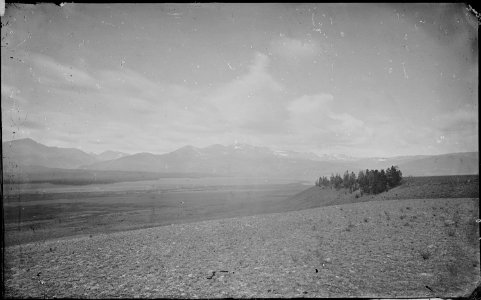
{"left": 1, "top": 3, "right": 478, "bottom": 157}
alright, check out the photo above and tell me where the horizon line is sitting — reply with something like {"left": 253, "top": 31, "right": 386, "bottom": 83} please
{"left": 2, "top": 137, "right": 479, "bottom": 160}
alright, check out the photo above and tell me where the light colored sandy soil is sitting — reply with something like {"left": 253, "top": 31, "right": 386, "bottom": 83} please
{"left": 4, "top": 197, "right": 479, "bottom": 298}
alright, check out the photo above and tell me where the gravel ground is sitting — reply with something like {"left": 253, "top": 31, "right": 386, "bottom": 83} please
{"left": 4, "top": 197, "right": 479, "bottom": 298}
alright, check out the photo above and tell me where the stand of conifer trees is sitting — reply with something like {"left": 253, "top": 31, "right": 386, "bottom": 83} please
{"left": 315, "top": 166, "right": 402, "bottom": 195}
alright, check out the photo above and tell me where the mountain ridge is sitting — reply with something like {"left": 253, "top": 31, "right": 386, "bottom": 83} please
{"left": 2, "top": 138, "right": 478, "bottom": 179}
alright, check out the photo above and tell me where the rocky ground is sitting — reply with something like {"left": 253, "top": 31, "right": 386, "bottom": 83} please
{"left": 4, "top": 197, "right": 479, "bottom": 298}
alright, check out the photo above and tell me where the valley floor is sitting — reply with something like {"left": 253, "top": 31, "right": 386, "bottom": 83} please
{"left": 4, "top": 197, "right": 479, "bottom": 298}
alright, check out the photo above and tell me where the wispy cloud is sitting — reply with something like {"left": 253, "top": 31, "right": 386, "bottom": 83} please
{"left": 287, "top": 94, "right": 367, "bottom": 139}
{"left": 28, "top": 52, "right": 99, "bottom": 90}
{"left": 270, "top": 35, "right": 320, "bottom": 59}
{"left": 2, "top": 52, "right": 205, "bottom": 151}
{"left": 97, "top": 67, "right": 193, "bottom": 104}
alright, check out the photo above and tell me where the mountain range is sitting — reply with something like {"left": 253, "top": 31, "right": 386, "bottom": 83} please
{"left": 2, "top": 138, "right": 479, "bottom": 180}
{"left": 2, "top": 138, "right": 128, "bottom": 169}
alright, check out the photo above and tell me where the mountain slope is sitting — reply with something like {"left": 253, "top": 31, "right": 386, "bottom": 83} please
{"left": 93, "top": 150, "right": 129, "bottom": 161}
{"left": 84, "top": 143, "right": 479, "bottom": 178}
{"left": 2, "top": 138, "right": 98, "bottom": 170}
{"left": 397, "top": 152, "right": 479, "bottom": 176}
{"left": 82, "top": 144, "right": 354, "bottom": 179}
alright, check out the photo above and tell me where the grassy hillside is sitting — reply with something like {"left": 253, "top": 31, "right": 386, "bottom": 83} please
{"left": 5, "top": 197, "right": 479, "bottom": 298}
{"left": 397, "top": 152, "right": 479, "bottom": 176}
{"left": 288, "top": 175, "right": 479, "bottom": 208}
{"left": 4, "top": 175, "right": 479, "bottom": 297}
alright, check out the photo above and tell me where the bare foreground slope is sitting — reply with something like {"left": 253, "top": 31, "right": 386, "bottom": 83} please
{"left": 4, "top": 195, "right": 479, "bottom": 298}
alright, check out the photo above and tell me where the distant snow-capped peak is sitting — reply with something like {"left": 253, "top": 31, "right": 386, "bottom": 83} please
{"left": 273, "top": 150, "right": 289, "bottom": 157}
{"left": 317, "top": 153, "right": 357, "bottom": 161}
{"left": 272, "top": 150, "right": 322, "bottom": 161}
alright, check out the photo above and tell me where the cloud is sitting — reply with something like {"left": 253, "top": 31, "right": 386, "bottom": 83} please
{"left": 22, "top": 52, "right": 199, "bottom": 117}
{"left": 433, "top": 106, "right": 478, "bottom": 134}
{"left": 1, "top": 83, "right": 28, "bottom": 105}
{"left": 208, "top": 52, "right": 286, "bottom": 133}
{"left": 97, "top": 67, "right": 193, "bottom": 104}
{"left": 1, "top": 83, "right": 32, "bottom": 138}
{"left": 270, "top": 35, "right": 320, "bottom": 59}
{"left": 285, "top": 93, "right": 371, "bottom": 151}
{"left": 2, "top": 52, "right": 209, "bottom": 152}
{"left": 425, "top": 106, "right": 478, "bottom": 152}
{"left": 19, "top": 119, "right": 47, "bottom": 130}
{"left": 28, "top": 53, "right": 99, "bottom": 90}
{"left": 287, "top": 93, "right": 365, "bottom": 135}
{"left": 6, "top": 49, "right": 474, "bottom": 157}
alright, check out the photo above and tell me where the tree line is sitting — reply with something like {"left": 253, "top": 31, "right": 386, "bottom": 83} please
{"left": 315, "top": 166, "right": 403, "bottom": 195}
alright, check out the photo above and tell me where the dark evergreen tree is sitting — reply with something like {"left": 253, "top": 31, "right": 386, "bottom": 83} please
{"left": 333, "top": 173, "right": 343, "bottom": 189}
{"left": 378, "top": 169, "right": 387, "bottom": 193}
{"left": 386, "top": 166, "right": 402, "bottom": 188}
{"left": 358, "top": 170, "right": 367, "bottom": 193}
{"left": 343, "top": 170, "right": 350, "bottom": 189}
{"left": 349, "top": 171, "right": 357, "bottom": 192}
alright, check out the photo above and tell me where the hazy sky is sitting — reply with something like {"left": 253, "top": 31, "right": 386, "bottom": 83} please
{"left": 1, "top": 3, "right": 478, "bottom": 157}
